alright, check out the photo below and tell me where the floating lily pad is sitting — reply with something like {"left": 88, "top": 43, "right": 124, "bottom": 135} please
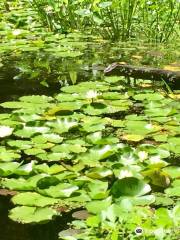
{"left": 1, "top": 175, "right": 45, "bottom": 191}
{"left": 122, "top": 134, "right": 145, "bottom": 142}
{"left": 38, "top": 183, "right": 79, "bottom": 198}
{"left": 0, "top": 162, "right": 21, "bottom": 176}
{"left": 9, "top": 206, "right": 58, "bottom": 224}
{"left": 11, "top": 192, "right": 59, "bottom": 207}
{"left": 111, "top": 177, "right": 151, "bottom": 197}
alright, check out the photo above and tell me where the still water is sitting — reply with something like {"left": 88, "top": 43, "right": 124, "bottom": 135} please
{"left": 0, "top": 40, "right": 179, "bottom": 240}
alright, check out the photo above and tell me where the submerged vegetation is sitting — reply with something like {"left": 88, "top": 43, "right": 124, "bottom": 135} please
{"left": 0, "top": 1, "right": 180, "bottom": 240}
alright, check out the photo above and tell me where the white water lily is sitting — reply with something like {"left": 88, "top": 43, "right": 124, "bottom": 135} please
{"left": 12, "top": 29, "right": 21, "bottom": 36}
{"left": 138, "top": 151, "right": 148, "bottom": 161}
{"left": 145, "top": 123, "right": 153, "bottom": 130}
{"left": 86, "top": 90, "right": 99, "bottom": 99}
{"left": 0, "top": 126, "right": 13, "bottom": 138}
{"left": 118, "top": 169, "right": 132, "bottom": 179}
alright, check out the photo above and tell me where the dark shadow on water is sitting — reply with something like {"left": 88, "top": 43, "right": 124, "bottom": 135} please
{"left": 0, "top": 196, "right": 71, "bottom": 240}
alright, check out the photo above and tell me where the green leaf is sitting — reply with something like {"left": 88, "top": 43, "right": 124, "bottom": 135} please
{"left": 133, "top": 93, "right": 164, "bottom": 101}
{"left": 14, "top": 126, "right": 49, "bottom": 138}
{"left": 111, "top": 177, "right": 151, "bottom": 197}
{"left": 14, "top": 161, "right": 35, "bottom": 176}
{"left": 87, "top": 180, "right": 109, "bottom": 199}
{"left": 80, "top": 145, "right": 117, "bottom": 166}
{"left": 165, "top": 186, "right": 180, "bottom": 197}
{"left": 19, "top": 95, "right": 53, "bottom": 103}
{"left": 46, "top": 117, "right": 78, "bottom": 133}
{"left": 0, "top": 162, "right": 21, "bottom": 176}
{"left": 11, "top": 192, "right": 59, "bottom": 207}
{"left": 1, "top": 175, "right": 45, "bottom": 191}
{"left": 86, "top": 215, "right": 101, "bottom": 227}
{"left": 163, "top": 166, "right": 180, "bottom": 179}
{"left": 7, "top": 140, "right": 32, "bottom": 149}
{"left": 86, "top": 197, "right": 112, "bottom": 214}
{"left": 38, "top": 183, "right": 79, "bottom": 198}
{"left": 86, "top": 167, "right": 112, "bottom": 179}
{"left": 122, "top": 134, "right": 145, "bottom": 142}
{"left": 0, "top": 148, "right": 20, "bottom": 162}
{"left": 35, "top": 163, "right": 65, "bottom": 175}
{"left": 52, "top": 144, "right": 87, "bottom": 154}
{"left": 9, "top": 206, "right": 58, "bottom": 224}
{"left": 82, "top": 102, "right": 108, "bottom": 116}
{"left": 155, "top": 208, "right": 173, "bottom": 227}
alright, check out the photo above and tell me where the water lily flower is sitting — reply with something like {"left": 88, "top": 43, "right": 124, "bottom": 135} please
{"left": 145, "top": 123, "right": 153, "bottom": 130}
{"left": 0, "top": 126, "right": 13, "bottom": 138}
{"left": 12, "top": 29, "right": 21, "bottom": 36}
{"left": 118, "top": 169, "right": 132, "bottom": 179}
{"left": 86, "top": 90, "right": 99, "bottom": 99}
{"left": 138, "top": 151, "right": 148, "bottom": 161}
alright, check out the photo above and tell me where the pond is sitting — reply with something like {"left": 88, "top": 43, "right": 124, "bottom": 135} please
{"left": 0, "top": 37, "right": 179, "bottom": 103}
{"left": 0, "top": 37, "right": 180, "bottom": 240}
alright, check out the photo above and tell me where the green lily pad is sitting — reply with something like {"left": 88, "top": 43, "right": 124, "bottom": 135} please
{"left": 14, "top": 126, "right": 49, "bottom": 138}
{"left": 82, "top": 102, "right": 108, "bottom": 116}
{"left": 9, "top": 206, "right": 58, "bottom": 224}
{"left": 1, "top": 175, "right": 45, "bottom": 191}
{"left": 35, "top": 163, "right": 65, "bottom": 175}
{"left": 38, "top": 183, "right": 79, "bottom": 198}
{"left": 122, "top": 134, "right": 145, "bottom": 142}
{"left": 52, "top": 144, "right": 87, "bottom": 154}
{"left": 37, "top": 152, "right": 72, "bottom": 161}
{"left": 133, "top": 93, "right": 164, "bottom": 101}
{"left": 86, "top": 197, "right": 112, "bottom": 214}
{"left": 111, "top": 177, "right": 151, "bottom": 197}
{"left": 33, "top": 134, "right": 63, "bottom": 144}
{"left": 46, "top": 117, "right": 78, "bottom": 133}
{"left": 0, "top": 149, "right": 21, "bottom": 162}
{"left": 11, "top": 192, "right": 59, "bottom": 207}
{"left": 0, "top": 162, "right": 21, "bottom": 176}
{"left": 165, "top": 186, "right": 180, "bottom": 197}
{"left": 24, "top": 148, "right": 46, "bottom": 156}
{"left": 19, "top": 95, "right": 53, "bottom": 103}
{"left": 86, "top": 167, "right": 112, "bottom": 179}
{"left": 163, "top": 166, "right": 180, "bottom": 179}
{"left": 7, "top": 140, "right": 32, "bottom": 149}
{"left": 87, "top": 180, "right": 109, "bottom": 199}
{"left": 80, "top": 145, "right": 117, "bottom": 166}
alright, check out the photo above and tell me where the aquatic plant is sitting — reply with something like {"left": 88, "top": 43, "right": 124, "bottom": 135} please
{"left": 0, "top": 77, "right": 179, "bottom": 239}
{"left": 30, "top": 0, "right": 180, "bottom": 42}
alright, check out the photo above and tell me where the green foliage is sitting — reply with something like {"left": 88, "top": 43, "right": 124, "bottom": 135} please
{"left": 0, "top": 77, "right": 179, "bottom": 239}
{"left": 30, "top": 0, "right": 180, "bottom": 42}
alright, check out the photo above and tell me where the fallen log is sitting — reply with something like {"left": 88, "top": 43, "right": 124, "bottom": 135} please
{"left": 104, "top": 63, "right": 180, "bottom": 83}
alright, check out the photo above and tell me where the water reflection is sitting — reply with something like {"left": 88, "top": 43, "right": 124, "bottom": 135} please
{"left": 0, "top": 196, "right": 71, "bottom": 240}
{"left": 0, "top": 41, "right": 179, "bottom": 103}
{"left": 0, "top": 40, "right": 179, "bottom": 239}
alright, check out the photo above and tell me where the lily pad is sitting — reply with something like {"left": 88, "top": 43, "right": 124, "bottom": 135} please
{"left": 9, "top": 206, "right": 58, "bottom": 224}
{"left": 111, "top": 177, "right": 151, "bottom": 197}
{"left": 11, "top": 192, "right": 59, "bottom": 207}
